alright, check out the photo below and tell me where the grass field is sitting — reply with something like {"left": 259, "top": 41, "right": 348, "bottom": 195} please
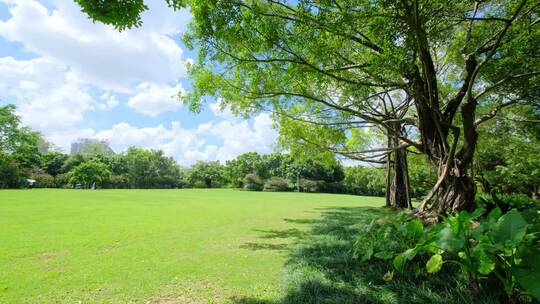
{"left": 0, "top": 189, "right": 384, "bottom": 303}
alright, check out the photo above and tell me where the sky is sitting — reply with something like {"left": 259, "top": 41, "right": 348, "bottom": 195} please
{"left": 0, "top": 0, "right": 278, "bottom": 165}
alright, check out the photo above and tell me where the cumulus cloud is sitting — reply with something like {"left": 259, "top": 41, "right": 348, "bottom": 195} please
{"left": 93, "top": 114, "right": 277, "bottom": 165}
{"left": 0, "top": 0, "right": 190, "bottom": 91}
{"left": 127, "top": 83, "right": 185, "bottom": 117}
{"left": 0, "top": 1, "right": 280, "bottom": 163}
{"left": 0, "top": 57, "right": 93, "bottom": 139}
{"left": 196, "top": 113, "right": 277, "bottom": 161}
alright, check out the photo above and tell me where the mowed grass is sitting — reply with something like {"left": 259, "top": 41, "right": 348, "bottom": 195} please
{"left": 0, "top": 189, "right": 383, "bottom": 303}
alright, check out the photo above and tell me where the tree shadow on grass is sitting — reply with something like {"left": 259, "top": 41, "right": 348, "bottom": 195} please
{"left": 235, "top": 206, "right": 499, "bottom": 304}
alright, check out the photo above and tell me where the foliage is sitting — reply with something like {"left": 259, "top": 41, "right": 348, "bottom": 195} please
{"left": 225, "top": 152, "right": 264, "bottom": 187}
{"left": 186, "top": 160, "right": 225, "bottom": 188}
{"left": 61, "top": 154, "right": 87, "bottom": 174}
{"left": 40, "top": 152, "right": 69, "bottom": 176}
{"left": 124, "top": 147, "right": 181, "bottom": 188}
{"left": 298, "top": 179, "right": 319, "bottom": 193}
{"left": 391, "top": 208, "right": 540, "bottom": 302}
{"left": 263, "top": 177, "right": 291, "bottom": 192}
{"left": 54, "top": 173, "right": 70, "bottom": 188}
{"left": 354, "top": 213, "right": 425, "bottom": 264}
{"left": 104, "top": 174, "right": 130, "bottom": 189}
{"left": 30, "top": 172, "right": 55, "bottom": 188}
{"left": 476, "top": 192, "right": 538, "bottom": 214}
{"left": 243, "top": 173, "right": 263, "bottom": 191}
{"left": 475, "top": 105, "right": 540, "bottom": 199}
{"left": 0, "top": 104, "right": 42, "bottom": 170}
{"left": 0, "top": 153, "right": 23, "bottom": 188}
{"left": 343, "top": 166, "right": 386, "bottom": 196}
{"left": 408, "top": 153, "right": 437, "bottom": 198}
{"left": 69, "top": 160, "right": 111, "bottom": 188}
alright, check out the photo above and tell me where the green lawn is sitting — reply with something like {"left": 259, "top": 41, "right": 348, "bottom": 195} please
{"left": 0, "top": 189, "right": 383, "bottom": 303}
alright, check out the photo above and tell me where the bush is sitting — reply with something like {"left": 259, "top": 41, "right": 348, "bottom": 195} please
{"left": 104, "top": 174, "right": 129, "bottom": 189}
{"left": 356, "top": 207, "right": 540, "bottom": 302}
{"left": 243, "top": 173, "right": 263, "bottom": 191}
{"left": 31, "top": 172, "right": 55, "bottom": 188}
{"left": 476, "top": 192, "right": 538, "bottom": 213}
{"left": 263, "top": 177, "right": 291, "bottom": 192}
{"left": 299, "top": 179, "right": 319, "bottom": 192}
{"left": 0, "top": 154, "right": 24, "bottom": 188}
{"left": 318, "top": 181, "right": 345, "bottom": 193}
{"left": 54, "top": 173, "right": 69, "bottom": 188}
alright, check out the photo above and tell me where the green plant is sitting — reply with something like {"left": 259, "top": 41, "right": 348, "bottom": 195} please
{"left": 243, "top": 173, "right": 263, "bottom": 191}
{"left": 299, "top": 179, "right": 319, "bottom": 192}
{"left": 394, "top": 208, "right": 540, "bottom": 302}
{"left": 263, "top": 177, "right": 291, "bottom": 192}
{"left": 354, "top": 213, "right": 424, "bottom": 263}
{"left": 31, "top": 172, "right": 55, "bottom": 188}
{"left": 476, "top": 192, "right": 537, "bottom": 213}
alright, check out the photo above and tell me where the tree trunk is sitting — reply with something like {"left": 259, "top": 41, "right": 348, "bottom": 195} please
{"left": 386, "top": 131, "right": 412, "bottom": 209}
{"left": 435, "top": 174, "right": 475, "bottom": 213}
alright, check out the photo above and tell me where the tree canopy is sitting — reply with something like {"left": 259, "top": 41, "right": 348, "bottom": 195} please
{"left": 75, "top": 0, "right": 540, "bottom": 217}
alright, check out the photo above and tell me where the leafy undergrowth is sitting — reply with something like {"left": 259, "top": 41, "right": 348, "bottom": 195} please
{"left": 234, "top": 207, "right": 502, "bottom": 304}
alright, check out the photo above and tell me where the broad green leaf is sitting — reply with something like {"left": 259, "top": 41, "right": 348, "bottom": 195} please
{"left": 374, "top": 251, "right": 393, "bottom": 260}
{"left": 514, "top": 246, "right": 540, "bottom": 300}
{"left": 470, "top": 208, "right": 485, "bottom": 220}
{"left": 475, "top": 250, "right": 495, "bottom": 275}
{"left": 393, "top": 254, "right": 405, "bottom": 273}
{"left": 406, "top": 219, "right": 424, "bottom": 238}
{"left": 436, "top": 226, "right": 465, "bottom": 253}
{"left": 393, "top": 248, "right": 417, "bottom": 273}
{"left": 492, "top": 209, "right": 528, "bottom": 245}
{"left": 426, "top": 254, "right": 443, "bottom": 273}
{"left": 487, "top": 207, "right": 502, "bottom": 224}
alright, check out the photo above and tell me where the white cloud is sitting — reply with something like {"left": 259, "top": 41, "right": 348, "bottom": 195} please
{"left": 196, "top": 113, "right": 277, "bottom": 161}
{"left": 0, "top": 0, "right": 190, "bottom": 91}
{"left": 127, "top": 83, "right": 184, "bottom": 116}
{"left": 95, "top": 93, "right": 119, "bottom": 110}
{"left": 0, "top": 1, "right": 280, "bottom": 163}
{"left": 92, "top": 113, "right": 277, "bottom": 165}
{"left": 0, "top": 57, "right": 94, "bottom": 145}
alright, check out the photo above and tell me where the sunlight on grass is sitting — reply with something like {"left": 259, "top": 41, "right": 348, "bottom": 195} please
{"left": 0, "top": 189, "right": 383, "bottom": 303}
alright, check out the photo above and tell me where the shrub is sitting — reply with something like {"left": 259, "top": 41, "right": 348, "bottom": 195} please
{"left": 31, "top": 172, "right": 55, "bottom": 188}
{"left": 318, "top": 181, "right": 345, "bottom": 193}
{"left": 356, "top": 207, "right": 540, "bottom": 302}
{"left": 54, "top": 173, "right": 69, "bottom": 188}
{"left": 105, "top": 174, "right": 129, "bottom": 189}
{"left": 400, "top": 208, "right": 539, "bottom": 302}
{"left": 69, "top": 160, "right": 111, "bottom": 188}
{"left": 299, "top": 179, "right": 319, "bottom": 192}
{"left": 476, "top": 192, "right": 537, "bottom": 213}
{"left": 243, "top": 173, "right": 263, "bottom": 191}
{"left": 263, "top": 177, "right": 291, "bottom": 192}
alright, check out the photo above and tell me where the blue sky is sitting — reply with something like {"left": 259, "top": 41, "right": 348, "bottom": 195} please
{"left": 0, "top": 0, "right": 277, "bottom": 165}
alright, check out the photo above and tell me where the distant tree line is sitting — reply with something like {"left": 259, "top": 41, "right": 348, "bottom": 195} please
{"left": 1, "top": 104, "right": 538, "bottom": 200}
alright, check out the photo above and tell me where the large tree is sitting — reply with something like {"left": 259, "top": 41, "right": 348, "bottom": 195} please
{"left": 77, "top": 0, "right": 540, "bottom": 219}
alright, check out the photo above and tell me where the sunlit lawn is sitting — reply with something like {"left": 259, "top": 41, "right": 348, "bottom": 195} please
{"left": 0, "top": 189, "right": 383, "bottom": 303}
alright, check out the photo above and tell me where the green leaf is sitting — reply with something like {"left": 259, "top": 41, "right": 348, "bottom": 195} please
{"left": 475, "top": 250, "right": 495, "bottom": 275}
{"left": 487, "top": 207, "right": 502, "bottom": 223}
{"left": 406, "top": 219, "right": 424, "bottom": 238}
{"left": 514, "top": 246, "right": 540, "bottom": 300}
{"left": 492, "top": 209, "right": 528, "bottom": 245}
{"left": 436, "top": 226, "right": 465, "bottom": 253}
{"left": 393, "top": 254, "right": 405, "bottom": 273}
{"left": 374, "top": 251, "right": 393, "bottom": 260}
{"left": 426, "top": 254, "right": 443, "bottom": 273}
{"left": 393, "top": 248, "right": 417, "bottom": 273}
{"left": 361, "top": 245, "right": 374, "bottom": 262}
